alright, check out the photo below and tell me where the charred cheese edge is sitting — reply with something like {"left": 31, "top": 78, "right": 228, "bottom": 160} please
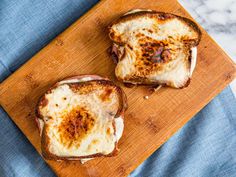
{"left": 109, "top": 10, "right": 201, "bottom": 88}
{"left": 36, "top": 76, "right": 125, "bottom": 163}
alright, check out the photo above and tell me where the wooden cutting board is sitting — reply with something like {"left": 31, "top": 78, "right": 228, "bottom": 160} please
{"left": 0, "top": 0, "right": 235, "bottom": 176}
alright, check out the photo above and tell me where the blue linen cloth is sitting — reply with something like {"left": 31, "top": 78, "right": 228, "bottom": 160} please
{"left": 0, "top": 1, "right": 235, "bottom": 177}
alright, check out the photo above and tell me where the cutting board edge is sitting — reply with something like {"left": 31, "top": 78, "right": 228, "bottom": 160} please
{"left": 177, "top": 2, "right": 236, "bottom": 68}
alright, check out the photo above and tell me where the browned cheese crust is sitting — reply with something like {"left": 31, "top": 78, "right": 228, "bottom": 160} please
{"left": 108, "top": 10, "right": 202, "bottom": 88}
{"left": 35, "top": 75, "right": 127, "bottom": 160}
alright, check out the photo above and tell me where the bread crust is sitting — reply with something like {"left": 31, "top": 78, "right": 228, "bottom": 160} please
{"left": 35, "top": 75, "right": 127, "bottom": 161}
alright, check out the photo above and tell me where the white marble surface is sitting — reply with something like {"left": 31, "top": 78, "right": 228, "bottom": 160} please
{"left": 179, "top": 0, "right": 236, "bottom": 97}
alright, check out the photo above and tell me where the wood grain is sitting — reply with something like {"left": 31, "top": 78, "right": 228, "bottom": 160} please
{"left": 0, "top": 0, "right": 235, "bottom": 176}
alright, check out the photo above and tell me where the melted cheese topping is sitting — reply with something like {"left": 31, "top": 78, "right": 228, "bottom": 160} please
{"left": 39, "top": 76, "right": 124, "bottom": 160}
{"left": 115, "top": 44, "right": 197, "bottom": 87}
{"left": 111, "top": 11, "right": 199, "bottom": 87}
{"left": 147, "top": 47, "right": 197, "bottom": 87}
{"left": 114, "top": 116, "right": 124, "bottom": 141}
{"left": 80, "top": 116, "right": 123, "bottom": 164}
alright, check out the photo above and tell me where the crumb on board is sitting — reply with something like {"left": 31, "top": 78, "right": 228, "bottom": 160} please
{"left": 153, "top": 85, "right": 162, "bottom": 92}
{"left": 144, "top": 85, "right": 162, "bottom": 100}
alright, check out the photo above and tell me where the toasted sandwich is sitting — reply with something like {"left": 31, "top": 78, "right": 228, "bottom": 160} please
{"left": 108, "top": 10, "right": 201, "bottom": 88}
{"left": 35, "top": 75, "right": 127, "bottom": 163}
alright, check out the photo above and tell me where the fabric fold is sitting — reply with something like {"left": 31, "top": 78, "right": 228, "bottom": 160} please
{"left": 0, "top": 61, "right": 11, "bottom": 82}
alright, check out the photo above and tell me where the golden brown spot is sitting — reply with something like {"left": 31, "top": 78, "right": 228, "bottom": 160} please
{"left": 63, "top": 97, "right": 67, "bottom": 100}
{"left": 70, "top": 83, "right": 93, "bottom": 94}
{"left": 87, "top": 139, "right": 100, "bottom": 152}
{"left": 135, "top": 33, "right": 145, "bottom": 38}
{"left": 134, "top": 38, "right": 173, "bottom": 75}
{"left": 55, "top": 104, "right": 58, "bottom": 107}
{"left": 106, "top": 128, "right": 111, "bottom": 135}
{"left": 58, "top": 107, "right": 95, "bottom": 148}
{"left": 92, "top": 139, "right": 99, "bottom": 144}
{"left": 99, "top": 88, "right": 113, "bottom": 102}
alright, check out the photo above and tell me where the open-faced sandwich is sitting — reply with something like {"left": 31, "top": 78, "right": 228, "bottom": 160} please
{"left": 109, "top": 9, "right": 201, "bottom": 88}
{"left": 35, "top": 75, "right": 127, "bottom": 163}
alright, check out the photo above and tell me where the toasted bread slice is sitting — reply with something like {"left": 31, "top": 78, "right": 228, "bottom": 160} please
{"left": 35, "top": 75, "right": 127, "bottom": 162}
{"left": 108, "top": 10, "right": 201, "bottom": 88}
